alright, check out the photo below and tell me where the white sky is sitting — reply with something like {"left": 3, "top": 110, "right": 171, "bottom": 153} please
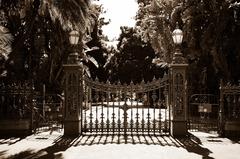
{"left": 93, "top": 0, "right": 138, "bottom": 40}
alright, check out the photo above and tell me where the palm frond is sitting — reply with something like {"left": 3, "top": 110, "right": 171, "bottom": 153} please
{"left": 40, "top": 0, "right": 90, "bottom": 31}
{"left": 0, "top": 26, "right": 13, "bottom": 59}
{"left": 87, "top": 56, "right": 99, "bottom": 68}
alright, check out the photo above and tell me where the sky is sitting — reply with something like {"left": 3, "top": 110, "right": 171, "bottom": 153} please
{"left": 93, "top": 0, "right": 139, "bottom": 40}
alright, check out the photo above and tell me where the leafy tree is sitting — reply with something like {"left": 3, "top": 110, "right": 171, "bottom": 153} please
{"left": 84, "top": 4, "right": 111, "bottom": 81}
{"left": 136, "top": 0, "right": 240, "bottom": 93}
{"left": 0, "top": 0, "right": 95, "bottom": 93}
{"left": 105, "top": 26, "right": 166, "bottom": 84}
{"left": 0, "top": 11, "right": 13, "bottom": 77}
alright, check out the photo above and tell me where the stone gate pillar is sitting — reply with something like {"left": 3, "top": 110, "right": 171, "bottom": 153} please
{"left": 169, "top": 50, "right": 188, "bottom": 136}
{"left": 63, "top": 53, "right": 83, "bottom": 136}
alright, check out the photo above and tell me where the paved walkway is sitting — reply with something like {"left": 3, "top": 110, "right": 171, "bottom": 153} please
{"left": 0, "top": 130, "right": 239, "bottom": 159}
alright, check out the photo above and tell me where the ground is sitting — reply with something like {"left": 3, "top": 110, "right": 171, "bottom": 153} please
{"left": 0, "top": 129, "right": 239, "bottom": 159}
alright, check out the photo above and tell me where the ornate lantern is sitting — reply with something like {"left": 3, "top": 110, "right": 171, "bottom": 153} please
{"left": 172, "top": 27, "right": 183, "bottom": 45}
{"left": 69, "top": 30, "right": 80, "bottom": 45}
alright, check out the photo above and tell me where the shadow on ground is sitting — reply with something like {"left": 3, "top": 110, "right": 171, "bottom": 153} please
{"left": 226, "top": 136, "right": 240, "bottom": 144}
{"left": 0, "top": 136, "right": 27, "bottom": 145}
{"left": 1, "top": 133, "right": 214, "bottom": 159}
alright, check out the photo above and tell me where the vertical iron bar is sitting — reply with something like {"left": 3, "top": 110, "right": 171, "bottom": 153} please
{"left": 88, "top": 88, "right": 92, "bottom": 132}
{"left": 158, "top": 88, "right": 162, "bottom": 133}
{"left": 42, "top": 84, "right": 45, "bottom": 118}
{"left": 130, "top": 89, "right": 133, "bottom": 134}
{"left": 238, "top": 96, "right": 240, "bottom": 119}
{"left": 30, "top": 81, "right": 34, "bottom": 132}
{"left": 84, "top": 83, "right": 87, "bottom": 132}
{"left": 219, "top": 80, "right": 225, "bottom": 136}
{"left": 80, "top": 80, "right": 83, "bottom": 133}
{"left": 101, "top": 92, "right": 104, "bottom": 133}
{"left": 142, "top": 93, "right": 145, "bottom": 134}
{"left": 136, "top": 94, "right": 139, "bottom": 134}
{"left": 124, "top": 90, "right": 127, "bottom": 137}
{"left": 95, "top": 91, "right": 99, "bottom": 133}
{"left": 112, "top": 92, "right": 115, "bottom": 134}
{"left": 107, "top": 91, "right": 110, "bottom": 134}
{"left": 168, "top": 82, "right": 171, "bottom": 134}
{"left": 227, "top": 96, "right": 231, "bottom": 119}
{"left": 153, "top": 91, "right": 156, "bottom": 135}
{"left": 233, "top": 95, "right": 236, "bottom": 118}
{"left": 147, "top": 91, "right": 150, "bottom": 134}
{"left": 164, "top": 86, "right": 168, "bottom": 133}
{"left": 118, "top": 90, "right": 121, "bottom": 135}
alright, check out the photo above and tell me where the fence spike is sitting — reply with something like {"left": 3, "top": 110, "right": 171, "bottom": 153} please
{"left": 153, "top": 76, "right": 156, "bottom": 81}
{"left": 130, "top": 80, "right": 134, "bottom": 85}
{"left": 117, "top": 80, "right": 121, "bottom": 85}
{"left": 95, "top": 77, "right": 99, "bottom": 82}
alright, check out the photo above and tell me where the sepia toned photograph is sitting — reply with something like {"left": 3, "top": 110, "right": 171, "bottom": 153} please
{"left": 0, "top": 0, "right": 240, "bottom": 159}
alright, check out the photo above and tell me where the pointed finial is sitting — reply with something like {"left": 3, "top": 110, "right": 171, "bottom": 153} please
{"left": 176, "top": 22, "right": 179, "bottom": 29}
{"left": 117, "top": 80, "right": 121, "bottom": 85}
{"left": 130, "top": 80, "right": 134, "bottom": 85}
{"left": 106, "top": 79, "right": 110, "bottom": 85}
{"left": 95, "top": 77, "right": 99, "bottom": 82}
{"left": 153, "top": 76, "right": 156, "bottom": 81}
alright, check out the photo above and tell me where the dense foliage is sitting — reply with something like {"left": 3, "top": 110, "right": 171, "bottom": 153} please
{"left": 136, "top": 0, "right": 240, "bottom": 93}
{"left": 0, "top": 0, "right": 100, "bottom": 94}
{"left": 1, "top": 0, "right": 240, "bottom": 95}
{"left": 105, "top": 26, "right": 166, "bottom": 84}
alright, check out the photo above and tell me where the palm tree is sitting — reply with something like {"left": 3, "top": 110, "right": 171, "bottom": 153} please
{"left": 0, "top": 9, "right": 13, "bottom": 77}
{"left": 0, "top": 0, "right": 94, "bottom": 89}
{"left": 1, "top": 0, "right": 91, "bottom": 31}
{"left": 0, "top": 26, "right": 13, "bottom": 60}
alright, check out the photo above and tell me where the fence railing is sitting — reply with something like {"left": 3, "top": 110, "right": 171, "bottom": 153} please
{"left": 33, "top": 94, "right": 63, "bottom": 133}
{"left": 0, "top": 80, "right": 63, "bottom": 134}
{"left": 188, "top": 94, "right": 219, "bottom": 132}
{"left": 0, "top": 81, "right": 33, "bottom": 120}
{"left": 219, "top": 81, "right": 240, "bottom": 136}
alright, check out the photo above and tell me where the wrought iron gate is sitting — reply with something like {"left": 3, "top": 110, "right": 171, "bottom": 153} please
{"left": 219, "top": 82, "right": 240, "bottom": 136}
{"left": 81, "top": 75, "right": 170, "bottom": 135}
{"left": 188, "top": 94, "right": 219, "bottom": 132}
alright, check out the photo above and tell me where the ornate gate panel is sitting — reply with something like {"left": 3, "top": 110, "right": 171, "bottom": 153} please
{"left": 219, "top": 82, "right": 240, "bottom": 136}
{"left": 188, "top": 94, "right": 219, "bottom": 132}
{"left": 81, "top": 76, "right": 169, "bottom": 135}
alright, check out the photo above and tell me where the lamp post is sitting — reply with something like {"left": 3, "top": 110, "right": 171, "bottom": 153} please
{"left": 171, "top": 25, "right": 186, "bottom": 64}
{"left": 63, "top": 30, "right": 83, "bottom": 136}
{"left": 68, "top": 30, "right": 80, "bottom": 64}
{"left": 169, "top": 24, "right": 188, "bottom": 136}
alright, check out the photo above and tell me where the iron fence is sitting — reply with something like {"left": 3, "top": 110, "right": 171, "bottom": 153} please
{"left": 188, "top": 94, "right": 219, "bottom": 132}
{"left": 33, "top": 94, "right": 63, "bottom": 133}
{"left": 219, "top": 82, "right": 240, "bottom": 136}
{"left": 0, "top": 81, "right": 33, "bottom": 120}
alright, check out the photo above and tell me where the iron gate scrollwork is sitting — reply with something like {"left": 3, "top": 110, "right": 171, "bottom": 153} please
{"left": 219, "top": 81, "right": 240, "bottom": 136}
{"left": 81, "top": 75, "right": 170, "bottom": 135}
{"left": 188, "top": 94, "right": 219, "bottom": 132}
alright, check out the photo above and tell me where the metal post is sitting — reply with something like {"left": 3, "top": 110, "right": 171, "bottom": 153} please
{"left": 42, "top": 84, "right": 45, "bottom": 117}
{"left": 30, "top": 81, "right": 34, "bottom": 132}
{"left": 219, "top": 80, "right": 225, "bottom": 136}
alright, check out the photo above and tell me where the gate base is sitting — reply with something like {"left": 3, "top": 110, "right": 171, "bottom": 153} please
{"left": 171, "top": 120, "right": 187, "bottom": 136}
{"left": 0, "top": 119, "right": 32, "bottom": 136}
{"left": 64, "top": 120, "right": 81, "bottom": 136}
{"left": 224, "top": 121, "right": 240, "bottom": 137}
